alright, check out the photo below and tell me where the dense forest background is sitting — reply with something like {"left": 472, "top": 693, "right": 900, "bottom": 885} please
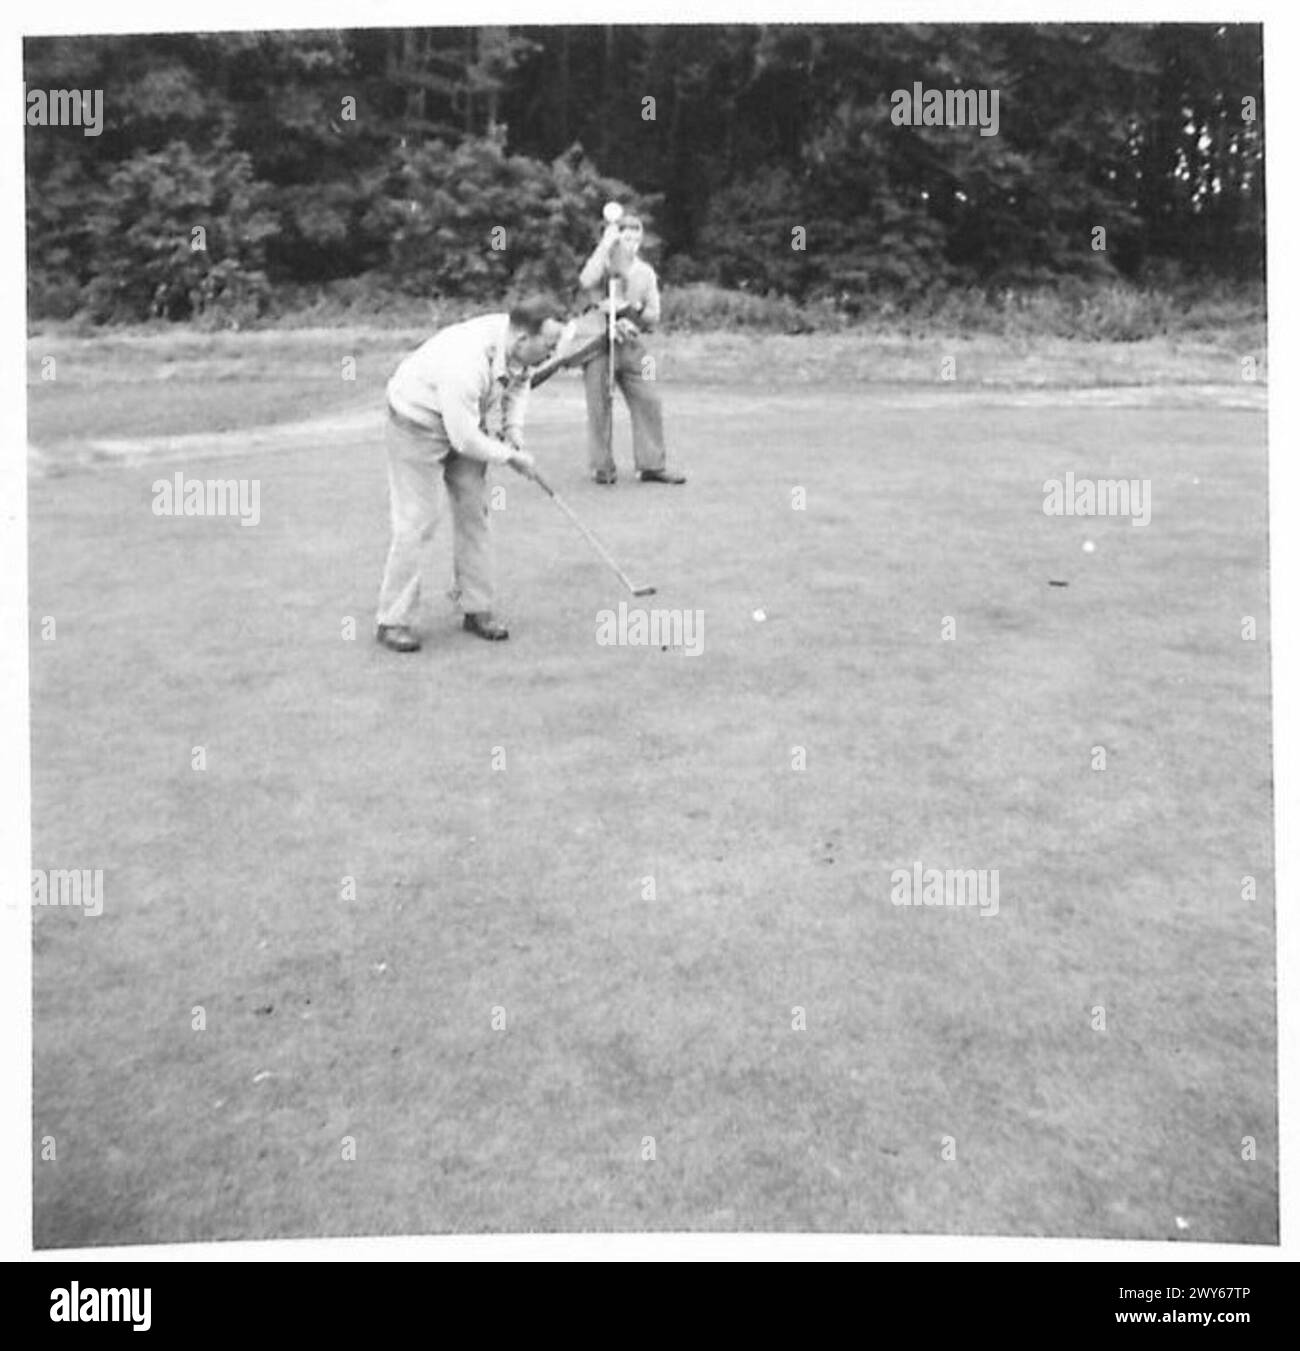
{"left": 24, "top": 24, "right": 1264, "bottom": 327}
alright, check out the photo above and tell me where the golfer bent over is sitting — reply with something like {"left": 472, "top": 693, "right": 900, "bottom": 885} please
{"left": 376, "top": 297, "right": 563, "bottom": 652}
{"left": 576, "top": 214, "right": 685, "bottom": 486}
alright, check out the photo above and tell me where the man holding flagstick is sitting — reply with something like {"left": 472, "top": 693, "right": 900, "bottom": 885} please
{"left": 575, "top": 203, "right": 686, "bottom": 486}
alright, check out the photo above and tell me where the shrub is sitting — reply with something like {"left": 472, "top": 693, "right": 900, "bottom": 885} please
{"left": 663, "top": 283, "right": 842, "bottom": 333}
{"left": 73, "top": 140, "right": 278, "bottom": 323}
{"left": 364, "top": 138, "right": 647, "bottom": 307}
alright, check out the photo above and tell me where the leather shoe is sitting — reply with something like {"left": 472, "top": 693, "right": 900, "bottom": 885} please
{"left": 593, "top": 468, "right": 617, "bottom": 485}
{"left": 376, "top": 624, "right": 421, "bottom": 653}
{"left": 638, "top": 468, "right": 686, "bottom": 484}
{"left": 463, "top": 612, "right": 509, "bottom": 641}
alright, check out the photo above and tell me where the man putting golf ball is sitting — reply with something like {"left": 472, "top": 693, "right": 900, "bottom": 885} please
{"left": 375, "top": 296, "right": 564, "bottom": 652}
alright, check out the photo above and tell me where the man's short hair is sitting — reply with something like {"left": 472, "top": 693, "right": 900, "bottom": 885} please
{"left": 508, "top": 294, "right": 564, "bottom": 335}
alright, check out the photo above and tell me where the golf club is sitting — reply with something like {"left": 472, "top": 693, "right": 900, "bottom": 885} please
{"left": 531, "top": 468, "right": 656, "bottom": 597}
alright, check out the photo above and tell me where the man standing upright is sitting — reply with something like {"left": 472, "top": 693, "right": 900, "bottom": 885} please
{"left": 576, "top": 213, "right": 685, "bottom": 486}
{"left": 376, "top": 296, "right": 564, "bottom": 652}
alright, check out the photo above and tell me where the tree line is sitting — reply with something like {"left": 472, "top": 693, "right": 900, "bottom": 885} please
{"left": 24, "top": 24, "right": 1264, "bottom": 324}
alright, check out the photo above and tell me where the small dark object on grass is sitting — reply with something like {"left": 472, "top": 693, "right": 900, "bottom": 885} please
{"left": 1048, "top": 580, "right": 1070, "bottom": 587}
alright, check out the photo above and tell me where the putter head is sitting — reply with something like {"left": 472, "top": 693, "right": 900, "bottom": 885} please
{"left": 631, "top": 585, "right": 656, "bottom": 597}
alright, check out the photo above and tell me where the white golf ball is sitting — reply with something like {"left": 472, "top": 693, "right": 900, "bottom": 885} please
{"left": 753, "top": 609, "right": 766, "bottom": 622}
{"left": 1082, "top": 540, "right": 1096, "bottom": 553}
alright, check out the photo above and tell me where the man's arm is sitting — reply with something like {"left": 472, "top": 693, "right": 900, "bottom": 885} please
{"left": 528, "top": 311, "right": 640, "bottom": 389}
{"left": 578, "top": 221, "right": 621, "bottom": 291}
{"left": 438, "top": 363, "right": 514, "bottom": 465}
{"left": 637, "top": 267, "right": 661, "bottom": 331}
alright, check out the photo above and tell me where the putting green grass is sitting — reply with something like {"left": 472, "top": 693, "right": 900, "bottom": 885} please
{"left": 29, "top": 363, "right": 1274, "bottom": 1243}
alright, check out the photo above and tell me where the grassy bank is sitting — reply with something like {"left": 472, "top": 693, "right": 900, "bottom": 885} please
{"left": 32, "top": 275, "right": 1265, "bottom": 338}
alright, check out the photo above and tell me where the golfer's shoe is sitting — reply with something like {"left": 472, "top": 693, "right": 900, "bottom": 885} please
{"left": 593, "top": 468, "right": 617, "bottom": 485}
{"left": 463, "top": 612, "right": 510, "bottom": 641}
{"left": 376, "top": 623, "right": 421, "bottom": 653}
{"left": 638, "top": 468, "right": 686, "bottom": 485}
